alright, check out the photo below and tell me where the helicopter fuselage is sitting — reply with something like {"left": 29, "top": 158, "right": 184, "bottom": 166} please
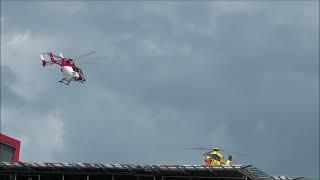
{"left": 205, "top": 151, "right": 224, "bottom": 166}
{"left": 61, "top": 66, "right": 80, "bottom": 80}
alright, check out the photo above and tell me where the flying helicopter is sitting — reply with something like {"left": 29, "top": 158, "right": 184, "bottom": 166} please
{"left": 40, "top": 51, "right": 96, "bottom": 85}
{"left": 185, "top": 147, "right": 235, "bottom": 166}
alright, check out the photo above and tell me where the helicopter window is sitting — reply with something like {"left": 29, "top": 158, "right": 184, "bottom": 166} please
{"left": 73, "top": 67, "right": 79, "bottom": 73}
{"left": 211, "top": 154, "right": 221, "bottom": 161}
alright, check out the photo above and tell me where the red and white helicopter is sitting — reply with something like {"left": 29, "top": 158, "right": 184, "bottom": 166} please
{"left": 40, "top": 51, "right": 95, "bottom": 85}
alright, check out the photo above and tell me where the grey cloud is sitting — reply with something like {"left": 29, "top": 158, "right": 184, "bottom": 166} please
{"left": 1, "top": 66, "right": 25, "bottom": 108}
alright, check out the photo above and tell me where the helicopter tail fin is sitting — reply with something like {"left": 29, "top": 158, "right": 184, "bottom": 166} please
{"left": 48, "top": 52, "right": 57, "bottom": 63}
{"left": 59, "top": 52, "right": 64, "bottom": 59}
{"left": 40, "top": 55, "right": 46, "bottom": 67}
{"left": 226, "top": 155, "right": 232, "bottom": 165}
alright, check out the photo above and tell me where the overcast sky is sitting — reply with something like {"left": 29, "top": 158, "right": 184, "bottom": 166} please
{"left": 1, "top": 1, "right": 319, "bottom": 179}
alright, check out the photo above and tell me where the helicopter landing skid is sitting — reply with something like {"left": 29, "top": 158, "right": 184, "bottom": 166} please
{"left": 59, "top": 79, "right": 70, "bottom": 85}
{"left": 59, "top": 79, "right": 85, "bottom": 85}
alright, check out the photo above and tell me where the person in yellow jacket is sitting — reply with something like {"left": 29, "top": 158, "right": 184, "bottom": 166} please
{"left": 226, "top": 155, "right": 232, "bottom": 165}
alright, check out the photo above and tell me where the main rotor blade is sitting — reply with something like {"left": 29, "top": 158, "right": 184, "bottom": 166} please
{"left": 203, "top": 150, "right": 213, "bottom": 156}
{"left": 225, "top": 151, "right": 246, "bottom": 157}
{"left": 184, "top": 148, "right": 212, "bottom": 150}
{"left": 80, "top": 56, "right": 109, "bottom": 61}
{"left": 74, "top": 50, "right": 96, "bottom": 60}
{"left": 185, "top": 146, "right": 246, "bottom": 157}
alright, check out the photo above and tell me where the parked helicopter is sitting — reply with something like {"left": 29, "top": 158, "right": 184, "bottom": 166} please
{"left": 185, "top": 147, "right": 234, "bottom": 166}
{"left": 40, "top": 51, "right": 95, "bottom": 85}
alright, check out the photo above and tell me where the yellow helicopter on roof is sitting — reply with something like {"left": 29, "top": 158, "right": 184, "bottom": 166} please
{"left": 185, "top": 147, "right": 236, "bottom": 166}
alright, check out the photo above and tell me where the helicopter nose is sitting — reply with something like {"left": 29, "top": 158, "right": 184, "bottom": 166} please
{"left": 74, "top": 73, "right": 80, "bottom": 79}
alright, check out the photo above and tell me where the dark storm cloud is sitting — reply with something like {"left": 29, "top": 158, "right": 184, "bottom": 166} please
{"left": 1, "top": 1, "right": 318, "bottom": 179}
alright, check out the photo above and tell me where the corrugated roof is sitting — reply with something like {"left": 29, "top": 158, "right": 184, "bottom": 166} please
{"left": 0, "top": 162, "right": 304, "bottom": 180}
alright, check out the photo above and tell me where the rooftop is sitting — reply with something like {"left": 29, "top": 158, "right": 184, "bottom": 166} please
{"left": 0, "top": 162, "right": 304, "bottom": 180}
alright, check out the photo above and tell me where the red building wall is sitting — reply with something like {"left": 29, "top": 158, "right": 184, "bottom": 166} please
{"left": 0, "top": 133, "right": 21, "bottom": 162}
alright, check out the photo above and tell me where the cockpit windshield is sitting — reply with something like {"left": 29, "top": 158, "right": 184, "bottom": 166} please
{"left": 73, "top": 67, "right": 80, "bottom": 73}
{"left": 211, "top": 154, "right": 222, "bottom": 161}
